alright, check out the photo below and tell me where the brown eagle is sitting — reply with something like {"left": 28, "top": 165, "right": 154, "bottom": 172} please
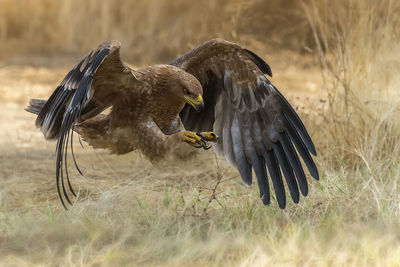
{"left": 26, "top": 39, "right": 319, "bottom": 209}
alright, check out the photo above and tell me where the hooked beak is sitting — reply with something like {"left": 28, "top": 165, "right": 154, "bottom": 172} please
{"left": 184, "top": 95, "right": 204, "bottom": 112}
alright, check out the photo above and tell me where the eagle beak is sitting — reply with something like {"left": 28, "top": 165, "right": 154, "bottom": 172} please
{"left": 184, "top": 95, "right": 204, "bottom": 112}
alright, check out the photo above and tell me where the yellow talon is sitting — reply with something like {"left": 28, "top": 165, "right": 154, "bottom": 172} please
{"left": 197, "top": 132, "right": 219, "bottom": 142}
{"left": 178, "top": 131, "right": 218, "bottom": 150}
{"left": 179, "top": 131, "right": 202, "bottom": 145}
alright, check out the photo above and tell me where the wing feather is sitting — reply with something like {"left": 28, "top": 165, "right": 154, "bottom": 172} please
{"left": 173, "top": 38, "right": 319, "bottom": 208}
{"left": 243, "top": 48, "right": 273, "bottom": 77}
{"left": 279, "top": 132, "right": 308, "bottom": 196}
{"left": 239, "top": 111, "right": 270, "bottom": 205}
{"left": 284, "top": 114, "right": 319, "bottom": 179}
{"left": 264, "top": 148, "right": 286, "bottom": 208}
{"left": 219, "top": 95, "right": 237, "bottom": 167}
{"left": 274, "top": 88, "right": 317, "bottom": 155}
{"left": 28, "top": 41, "right": 138, "bottom": 208}
{"left": 231, "top": 113, "right": 252, "bottom": 185}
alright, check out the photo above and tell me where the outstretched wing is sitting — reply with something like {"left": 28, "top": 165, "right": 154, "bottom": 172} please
{"left": 30, "top": 40, "right": 138, "bottom": 209}
{"left": 171, "top": 38, "right": 319, "bottom": 209}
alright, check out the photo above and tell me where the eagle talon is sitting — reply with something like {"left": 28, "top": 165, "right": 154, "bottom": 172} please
{"left": 179, "top": 131, "right": 215, "bottom": 150}
{"left": 196, "top": 132, "right": 205, "bottom": 140}
{"left": 202, "top": 144, "right": 212, "bottom": 150}
{"left": 197, "top": 131, "right": 219, "bottom": 143}
{"left": 194, "top": 144, "right": 204, "bottom": 149}
{"left": 179, "top": 131, "right": 204, "bottom": 147}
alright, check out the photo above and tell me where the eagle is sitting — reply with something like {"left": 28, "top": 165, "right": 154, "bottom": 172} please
{"left": 26, "top": 38, "right": 319, "bottom": 209}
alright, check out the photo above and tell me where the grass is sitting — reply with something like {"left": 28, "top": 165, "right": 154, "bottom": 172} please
{"left": 0, "top": 146, "right": 399, "bottom": 265}
{"left": 1, "top": 0, "right": 400, "bottom": 266}
{"left": 1, "top": 142, "right": 398, "bottom": 266}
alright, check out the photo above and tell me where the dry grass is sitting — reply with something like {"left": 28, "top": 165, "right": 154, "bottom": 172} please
{"left": 1, "top": 0, "right": 400, "bottom": 266}
{"left": 0, "top": 0, "right": 311, "bottom": 65}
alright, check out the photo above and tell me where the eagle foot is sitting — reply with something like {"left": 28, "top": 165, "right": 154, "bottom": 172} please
{"left": 179, "top": 131, "right": 218, "bottom": 150}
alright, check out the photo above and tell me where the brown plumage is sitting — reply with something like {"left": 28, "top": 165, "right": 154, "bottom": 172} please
{"left": 26, "top": 38, "right": 319, "bottom": 209}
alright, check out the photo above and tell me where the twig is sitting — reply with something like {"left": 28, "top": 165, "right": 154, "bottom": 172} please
{"left": 202, "top": 153, "right": 225, "bottom": 216}
{"left": 182, "top": 153, "right": 230, "bottom": 218}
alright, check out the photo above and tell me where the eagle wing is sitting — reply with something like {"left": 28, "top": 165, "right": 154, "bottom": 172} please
{"left": 171, "top": 38, "right": 319, "bottom": 208}
{"left": 30, "top": 40, "right": 139, "bottom": 208}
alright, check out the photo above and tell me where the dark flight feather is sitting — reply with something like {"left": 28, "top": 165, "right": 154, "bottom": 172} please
{"left": 243, "top": 49, "right": 273, "bottom": 77}
{"left": 26, "top": 41, "right": 137, "bottom": 209}
{"left": 174, "top": 38, "right": 319, "bottom": 208}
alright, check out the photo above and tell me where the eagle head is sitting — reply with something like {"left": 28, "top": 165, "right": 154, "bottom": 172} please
{"left": 177, "top": 70, "right": 204, "bottom": 112}
{"left": 153, "top": 65, "right": 204, "bottom": 112}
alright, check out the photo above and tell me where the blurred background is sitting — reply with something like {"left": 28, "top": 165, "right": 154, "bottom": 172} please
{"left": 0, "top": 0, "right": 313, "bottom": 64}
{"left": 1, "top": 0, "right": 400, "bottom": 265}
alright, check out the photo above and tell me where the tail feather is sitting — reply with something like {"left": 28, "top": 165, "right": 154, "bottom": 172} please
{"left": 25, "top": 99, "right": 46, "bottom": 115}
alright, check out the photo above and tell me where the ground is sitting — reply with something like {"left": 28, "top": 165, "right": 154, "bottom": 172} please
{"left": 0, "top": 52, "right": 399, "bottom": 266}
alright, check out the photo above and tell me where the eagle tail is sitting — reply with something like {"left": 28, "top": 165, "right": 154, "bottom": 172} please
{"left": 25, "top": 99, "right": 46, "bottom": 115}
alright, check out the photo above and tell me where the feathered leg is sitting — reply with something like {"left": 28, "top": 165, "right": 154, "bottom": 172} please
{"left": 74, "top": 114, "right": 135, "bottom": 154}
